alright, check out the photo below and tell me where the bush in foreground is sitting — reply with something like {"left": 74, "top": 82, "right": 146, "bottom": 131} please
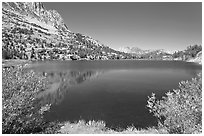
{"left": 147, "top": 73, "right": 202, "bottom": 134}
{"left": 3, "top": 65, "right": 201, "bottom": 134}
{"left": 2, "top": 66, "right": 59, "bottom": 134}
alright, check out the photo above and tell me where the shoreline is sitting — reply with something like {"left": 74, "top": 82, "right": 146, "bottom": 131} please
{"left": 2, "top": 58, "right": 201, "bottom": 134}
{"left": 2, "top": 58, "right": 202, "bottom": 68}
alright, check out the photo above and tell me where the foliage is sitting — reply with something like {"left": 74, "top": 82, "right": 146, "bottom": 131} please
{"left": 59, "top": 120, "right": 107, "bottom": 134}
{"left": 172, "top": 51, "right": 184, "bottom": 59}
{"left": 172, "top": 44, "right": 202, "bottom": 60}
{"left": 184, "top": 45, "right": 202, "bottom": 58}
{"left": 2, "top": 47, "right": 13, "bottom": 59}
{"left": 59, "top": 120, "right": 168, "bottom": 134}
{"left": 2, "top": 66, "right": 56, "bottom": 134}
{"left": 147, "top": 73, "right": 202, "bottom": 134}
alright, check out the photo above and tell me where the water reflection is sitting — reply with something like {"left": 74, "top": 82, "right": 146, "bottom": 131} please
{"left": 37, "top": 70, "right": 105, "bottom": 106}
{"left": 29, "top": 60, "right": 201, "bottom": 129}
{"left": 184, "top": 62, "right": 202, "bottom": 76}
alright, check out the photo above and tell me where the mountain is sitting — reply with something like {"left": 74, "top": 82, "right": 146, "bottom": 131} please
{"left": 119, "top": 46, "right": 171, "bottom": 55}
{"left": 118, "top": 47, "right": 148, "bottom": 54}
{"left": 118, "top": 46, "right": 174, "bottom": 60}
{"left": 2, "top": 2, "right": 132, "bottom": 60}
{"left": 2, "top": 2, "right": 69, "bottom": 35}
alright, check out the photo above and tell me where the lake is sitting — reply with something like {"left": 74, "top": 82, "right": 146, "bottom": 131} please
{"left": 29, "top": 60, "right": 201, "bottom": 130}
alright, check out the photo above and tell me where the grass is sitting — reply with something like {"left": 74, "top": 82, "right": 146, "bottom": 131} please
{"left": 58, "top": 120, "right": 168, "bottom": 134}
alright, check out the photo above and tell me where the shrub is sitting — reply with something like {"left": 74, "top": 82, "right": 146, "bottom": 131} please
{"left": 59, "top": 120, "right": 107, "bottom": 134}
{"left": 2, "top": 66, "right": 54, "bottom": 133}
{"left": 147, "top": 73, "right": 202, "bottom": 134}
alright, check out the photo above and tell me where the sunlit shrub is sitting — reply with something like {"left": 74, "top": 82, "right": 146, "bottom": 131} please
{"left": 147, "top": 73, "right": 202, "bottom": 134}
{"left": 60, "top": 120, "right": 107, "bottom": 134}
{"left": 2, "top": 66, "right": 52, "bottom": 133}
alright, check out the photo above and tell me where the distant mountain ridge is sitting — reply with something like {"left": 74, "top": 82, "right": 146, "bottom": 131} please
{"left": 118, "top": 46, "right": 171, "bottom": 55}
{"left": 118, "top": 47, "right": 145, "bottom": 54}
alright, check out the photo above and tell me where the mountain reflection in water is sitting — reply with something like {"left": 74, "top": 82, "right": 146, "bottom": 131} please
{"left": 37, "top": 70, "right": 105, "bottom": 106}
{"left": 28, "top": 60, "right": 201, "bottom": 129}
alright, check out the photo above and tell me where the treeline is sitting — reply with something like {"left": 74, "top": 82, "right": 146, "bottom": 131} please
{"left": 2, "top": 25, "right": 133, "bottom": 61}
{"left": 2, "top": 23, "right": 202, "bottom": 61}
{"left": 172, "top": 45, "right": 202, "bottom": 60}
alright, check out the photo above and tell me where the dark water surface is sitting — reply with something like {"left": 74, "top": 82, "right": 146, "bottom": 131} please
{"left": 29, "top": 60, "right": 201, "bottom": 130}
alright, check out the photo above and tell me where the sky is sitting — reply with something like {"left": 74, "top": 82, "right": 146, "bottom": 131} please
{"left": 43, "top": 2, "right": 202, "bottom": 52}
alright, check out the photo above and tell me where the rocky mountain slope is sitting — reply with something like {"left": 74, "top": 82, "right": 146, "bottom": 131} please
{"left": 2, "top": 2, "right": 199, "bottom": 62}
{"left": 2, "top": 2, "right": 132, "bottom": 60}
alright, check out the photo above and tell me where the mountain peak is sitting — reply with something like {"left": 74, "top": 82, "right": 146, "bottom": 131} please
{"left": 3, "top": 2, "right": 67, "bottom": 32}
{"left": 118, "top": 46, "right": 144, "bottom": 54}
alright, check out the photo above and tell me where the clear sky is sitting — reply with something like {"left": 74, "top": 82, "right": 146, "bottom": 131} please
{"left": 43, "top": 2, "right": 202, "bottom": 52}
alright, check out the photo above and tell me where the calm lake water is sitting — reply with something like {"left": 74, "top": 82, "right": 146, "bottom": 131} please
{"left": 29, "top": 60, "right": 201, "bottom": 130}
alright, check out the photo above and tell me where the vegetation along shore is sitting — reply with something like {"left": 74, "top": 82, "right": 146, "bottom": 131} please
{"left": 2, "top": 2, "right": 202, "bottom": 134}
{"left": 2, "top": 65, "right": 202, "bottom": 134}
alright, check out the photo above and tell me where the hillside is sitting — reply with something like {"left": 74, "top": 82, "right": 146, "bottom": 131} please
{"left": 2, "top": 2, "right": 132, "bottom": 61}
{"left": 172, "top": 45, "right": 202, "bottom": 63}
{"left": 187, "top": 51, "right": 202, "bottom": 64}
{"left": 2, "top": 2, "right": 201, "bottom": 62}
